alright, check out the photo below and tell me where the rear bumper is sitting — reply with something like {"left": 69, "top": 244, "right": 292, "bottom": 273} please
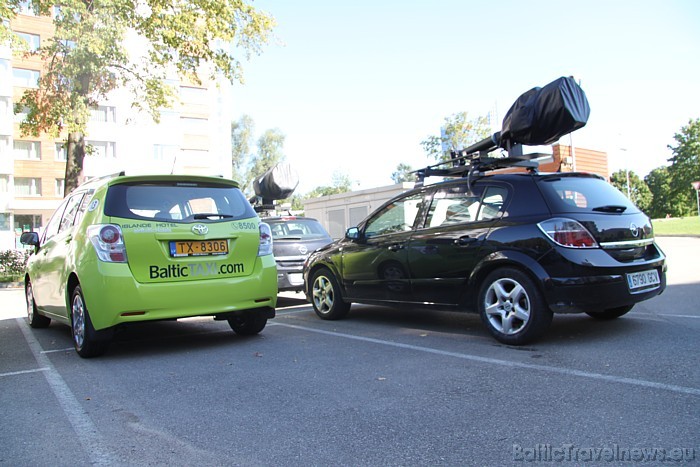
{"left": 544, "top": 267, "right": 667, "bottom": 313}
{"left": 81, "top": 255, "right": 278, "bottom": 330}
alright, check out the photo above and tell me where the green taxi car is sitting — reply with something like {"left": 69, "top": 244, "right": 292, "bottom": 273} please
{"left": 20, "top": 173, "right": 277, "bottom": 357}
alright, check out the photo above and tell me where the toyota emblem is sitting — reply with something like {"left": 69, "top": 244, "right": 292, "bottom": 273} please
{"left": 299, "top": 245, "right": 308, "bottom": 255}
{"left": 629, "top": 223, "right": 639, "bottom": 237}
{"left": 192, "top": 224, "right": 208, "bottom": 235}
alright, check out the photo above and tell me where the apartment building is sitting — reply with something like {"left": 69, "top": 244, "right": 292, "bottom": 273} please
{"left": 1, "top": 6, "right": 233, "bottom": 250}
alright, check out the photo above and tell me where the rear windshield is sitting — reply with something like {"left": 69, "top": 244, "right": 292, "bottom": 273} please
{"left": 266, "top": 218, "right": 331, "bottom": 240}
{"left": 538, "top": 176, "right": 640, "bottom": 214}
{"left": 104, "top": 181, "right": 257, "bottom": 222}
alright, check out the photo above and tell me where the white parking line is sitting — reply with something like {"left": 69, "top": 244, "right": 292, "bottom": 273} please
{"left": 17, "top": 318, "right": 119, "bottom": 465}
{"left": 0, "top": 367, "right": 47, "bottom": 378}
{"left": 271, "top": 322, "right": 700, "bottom": 397}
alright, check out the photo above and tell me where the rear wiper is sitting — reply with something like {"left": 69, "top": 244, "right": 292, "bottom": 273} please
{"left": 193, "top": 213, "right": 234, "bottom": 219}
{"left": 592, "top": 205, "right": 627, "bottom": 213}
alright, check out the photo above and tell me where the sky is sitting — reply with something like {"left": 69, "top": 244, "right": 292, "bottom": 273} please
{"left": 230, "top": 0, "right": 700, "bottom": 194}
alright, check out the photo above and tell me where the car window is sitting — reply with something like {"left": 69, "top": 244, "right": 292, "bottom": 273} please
{"left": 58, "top": 192, "right": 86, "bottom": 233}
{"left": 364, "top": 193, "right": 423, "bottom": 238}
{"left": 538, "top": 176, "right": 639, "bottom": 213}
{"left": 425, "top": 190, "right": 481, "bottom": 227}
{"left": 476, "top": 186, "right": 507, "bottom": 221}
{"left": 104, "top": 182, "right": 256, "bottom": 222}
{"left": 268, "top": 219, "right": 330, "bottom": 240}
{"left": 42, "top": 197, "right": 70, "bottom": 243}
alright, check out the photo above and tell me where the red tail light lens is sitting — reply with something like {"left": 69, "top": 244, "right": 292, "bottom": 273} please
{"left": 537, "top": 218, "right": 598, "bottom": 248}
{"left": 100, "top": 225, "right": 120, "bottom": 244}
{"left": 87, "top": 224, "right": 128, "bottom": 262}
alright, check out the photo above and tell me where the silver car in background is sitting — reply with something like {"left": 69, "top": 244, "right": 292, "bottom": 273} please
{"left": 264, "top": 217, "right": 332, "bottom": 292}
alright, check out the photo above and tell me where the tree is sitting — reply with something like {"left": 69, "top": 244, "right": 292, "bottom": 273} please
{"left": 667, "top": 118, "right": 700, "bottom": 217}
{"left": 610, "top": 169, "right": 652, "bottom": 214}
{"left": 231, "top": 115, "right": 255, "bottom": 184}
{"left": 645, "top": 167, "right": 676, "bottom": 219}
{"left": 421, "top": 112, "right": 491, "bottom": 162}
{"left": 391, "top": 163, "right": 416, "bottom": 184}
{"left": 4, "top": 0, "right": 275, "bottom": 193}
{"left": 306, "top": 171, "right": 353, "bottom": 198}
{"left": 245, "top": 128, "right": 286, "bottom": 191}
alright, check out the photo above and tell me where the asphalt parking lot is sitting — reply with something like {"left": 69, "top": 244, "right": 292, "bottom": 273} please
{"left": 1, "top": 237, "right": 698, "bottom": 466}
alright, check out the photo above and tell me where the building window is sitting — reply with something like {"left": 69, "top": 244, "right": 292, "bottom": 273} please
{"left": 12, "top": 68, "right": 40, "bottom": 88}
{"left": 16, "top": 31, "right": 40, "bottom": 51}
{"left": 15, "top": 214, "right": 42, "bottom": 232}
{"left": 0, "top": 213, "right": 9, "bottom": 231}
{"left": 0, "top": 136, "right": 10, "bottom": 158}
{"left": 87, "top": 140, "right": 116, "bottom": 158}
{"left": 153, "top": 144, "right": 178, "bottom": 161}
{"left": 0, "top": 175, "right": 8, "bottom": 192}
{"left": 0, "top": 96, "right": 12, "bottom": 120}
{"left": 14, "top": 140, "right": 41, "bottom": 160}
{"left": 15, "top": 177, "right": 42, "bottom": 196}
{"left": 14, "top": 105, "right": 30, "bottom": 122}
{"left": 180, "top": 86, "right": 207, "bottom": 102}
{"left": 55, "top": 179, "right": 64, "bottom": 197}
{"left": 90, "top": 105, "right": 116, "bottom": 123}
{"left": 180, "top": 117, "right": 208, "bottom": 134}
{"left": 55, "top": 143, "right": 67, "bottom": 161}
{"left": 18, "top": 0, "right": 37, "bottom": 15}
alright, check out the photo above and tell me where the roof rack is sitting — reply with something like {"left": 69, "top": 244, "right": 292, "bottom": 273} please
{"left": 414, "top": 132, "right": 541, "bottom": 186}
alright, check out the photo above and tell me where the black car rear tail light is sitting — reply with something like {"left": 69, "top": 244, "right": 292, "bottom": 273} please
{"left": 537, "top": 218, "right": 598, "bottom": 248}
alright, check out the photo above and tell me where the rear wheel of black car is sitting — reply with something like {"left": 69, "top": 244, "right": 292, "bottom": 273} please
{"left": 478, "top": 268, "right": 552, "bottom": 345}
{"left": 228, "top": 311, "right": 267, "bottom": 335}
{"left": 311, "top": 268, "right": 350, "bottom": 320}
{"left": 585, "top": 305, "right": 634, "bottom": 320}
{"left": 26, "top": 279, "right": 50, "bottom": 328}
{"left": 71, "top": 286, "right": 110, "bottom": 358}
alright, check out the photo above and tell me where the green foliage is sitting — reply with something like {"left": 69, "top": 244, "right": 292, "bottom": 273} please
{"left": 7, "top": 0, "right": 275, "bottom": 193}
{"left": 306, "top": 170, "right": 353, "bottom": 198}
{"left": 421, "top": 112, "right": 491, "bottom": 162}
{"left": 245, "top": 128, "right": 286, "bottom": 191}
{"left": 0, "top": 249, "right": 31, "bottom": 280}
{"left": 231, "top": 115, "right": 255, "bottom": 184}
{"left": 667, "top": 118, "right": 700, "bottom": 217}
{"left": 645, "top": 167, "right": 678, "bottom": 218}
{"left": 391, "top": 163, "right": 416, "bottom": 184}
{"left": 610, "top": 169, "right": 652, "bottom": 214}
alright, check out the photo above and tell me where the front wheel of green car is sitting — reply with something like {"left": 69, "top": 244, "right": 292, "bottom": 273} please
{"left": 228, "top": 311, "right": 267, "bottom": 336}
{"left": 71, "top": 286, "right": 110, "bottom": 358}
{"left": 26, "top": 279, "right": 50, "bottom": 328}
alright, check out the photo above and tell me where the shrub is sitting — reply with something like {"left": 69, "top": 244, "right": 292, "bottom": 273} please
{"left": 0, "top": 249, "right": 31, "bottom": 280}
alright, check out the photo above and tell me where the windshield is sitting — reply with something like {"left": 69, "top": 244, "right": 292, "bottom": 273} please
{"left": 538, "top": 176, "right": 640, "bottom": 214}
{"left": 104, "top": 181, "right": 256, "bottom": 222}
{"left": 267, "top": 218, "right": 331, "bottom": 240}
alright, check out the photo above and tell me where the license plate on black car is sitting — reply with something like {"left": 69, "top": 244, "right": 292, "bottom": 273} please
{"left": 626, "top": 269, "right": 660, "bottom": 292}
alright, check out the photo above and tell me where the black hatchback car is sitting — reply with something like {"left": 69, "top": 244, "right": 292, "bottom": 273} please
{"left": 303, "top": 166, "right": 666, "bottom": 345}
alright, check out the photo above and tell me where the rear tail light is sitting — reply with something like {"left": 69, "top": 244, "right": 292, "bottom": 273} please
{"left": 258, "top": 222, "right": 273, "bottom": 256}
{"left": 537, "top": 218, "right": 598, "bottom": 248}
{"left": 87, "top": 224, "right": 128, "bottom": 262}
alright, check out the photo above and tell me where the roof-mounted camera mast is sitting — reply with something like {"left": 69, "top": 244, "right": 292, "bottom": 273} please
{"left": 414, "top": 76, "right": 591, "bottom": 186}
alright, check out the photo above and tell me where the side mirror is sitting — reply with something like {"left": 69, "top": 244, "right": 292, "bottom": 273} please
{"left": 20, "top": 231, "right": 40, "bottom": 248}
{"left": 345, "top": 227, "right": 360, "bottom": 241}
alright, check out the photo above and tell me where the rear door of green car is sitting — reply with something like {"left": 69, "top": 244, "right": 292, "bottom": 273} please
{"left": 103, "top": 176, "right": 261, "bottom": 284}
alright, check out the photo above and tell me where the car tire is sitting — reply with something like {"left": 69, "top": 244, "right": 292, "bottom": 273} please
{"left": 71, "top": 286, "right": 110, "bottom": 358}
{"left": 585, "top": 305, "right": 634, "bottom": 320}
{"left": 478, "top": 267, "right": 552, "bottom": 345}
{"left": 26, "top": 280, "right": 50, "bottom": 328}
{"left": 310, "top": 268, "right": 350, "bottom": 320}
{"left": 228, "top": 311, "right": 267, "bottom": 335}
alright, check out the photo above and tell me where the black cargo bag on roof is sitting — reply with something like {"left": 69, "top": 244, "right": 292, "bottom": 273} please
{"left": 500, "top": 76, "right": 590, "bottom": 148}
{"left": 253, "top": 162, "right": 299, "bottom": 201}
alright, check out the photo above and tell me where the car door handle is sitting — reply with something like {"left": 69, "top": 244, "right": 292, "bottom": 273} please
{"left": 387, "top": 243, "right": 405, "bottom": 252}
{"left": 454, "top": 236, "right": 477, "bottom": 246}
{"left": 65, "top": 235, "right": 73, "bottom": 244}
